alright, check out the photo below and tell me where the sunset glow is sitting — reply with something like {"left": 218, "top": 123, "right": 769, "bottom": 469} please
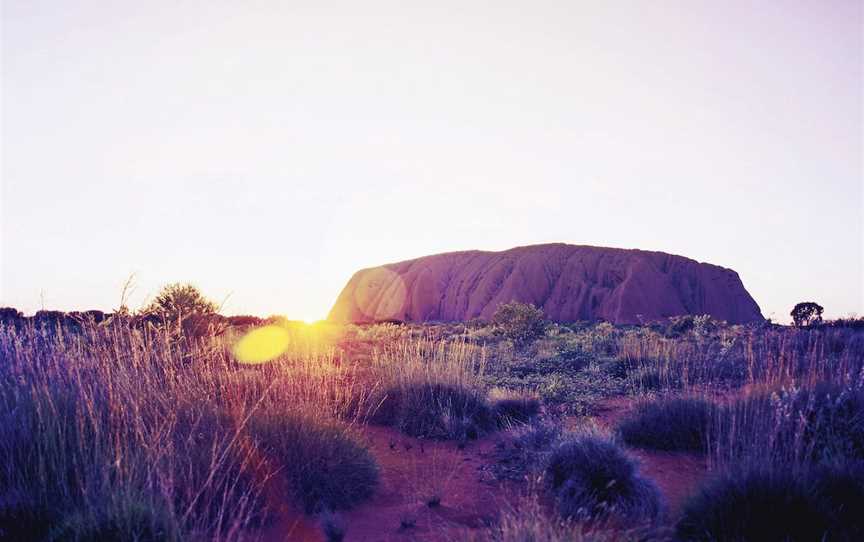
{"left": 2, "top": 2, "right": 860, "bottom": 322}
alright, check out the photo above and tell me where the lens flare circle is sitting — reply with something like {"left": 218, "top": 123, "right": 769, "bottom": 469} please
{"left": 353, "top": 266, "right": 408, "bottom": 321}
{"left": 233, "top": 325, "right": 290, "bottom": 364}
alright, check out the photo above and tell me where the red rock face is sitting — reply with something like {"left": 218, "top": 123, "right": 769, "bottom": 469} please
{"left": 327, "top": 244, "right": 764, "bottom": 324}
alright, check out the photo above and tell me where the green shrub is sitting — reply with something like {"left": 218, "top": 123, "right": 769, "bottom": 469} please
{"left": 545, "top": 435, "right": 663, "bottom": 524}
{"left": 247, "top": 412, "right": 379, "bottom": 513}
{"left": 618, "top": 398, "right": 716, "bottom": 453}
{"left": 492, "top": 302, "right": 547, "bottom": 350}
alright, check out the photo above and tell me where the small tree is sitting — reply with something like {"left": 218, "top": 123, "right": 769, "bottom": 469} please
{"left": 791, "top": 302, "right": 824, "bottom": 327}
{"left": 145, "top": 283, "right": 217, "bottom": 319}
{"left": 143, "top": 283, "right": 220, "bottom": 338}
{"left": 492, "top": 301, "right": 546, "bottom": 350}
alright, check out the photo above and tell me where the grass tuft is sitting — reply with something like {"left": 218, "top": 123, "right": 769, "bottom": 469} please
{"left": 676, "top": 461, "right": 864, "bottom": 542}
{"left": 545, "top": 434, "right": 663, "bottom": 524}
{"left": 247, "top": 411, "right": 379, "bottom": 513}
{"left": 489, "top": 388, "right": 541, "bottom": 426}
{"left": 618, "top": 398, "right": 716, "bottom": 453}
{"left": 371, "top": 383, "right": 495, "bottom": 441}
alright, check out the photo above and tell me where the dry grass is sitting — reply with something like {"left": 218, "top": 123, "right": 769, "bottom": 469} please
{"left": 0, "top": 320, "right": 378, "bottom": 540}
{"left": 3, "top": 315, "right": 863, "bottom": 540}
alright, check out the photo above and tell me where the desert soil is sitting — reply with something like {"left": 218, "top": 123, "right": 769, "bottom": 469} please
{"left": 259, "top": 397, "right": 709, "bottom": 541}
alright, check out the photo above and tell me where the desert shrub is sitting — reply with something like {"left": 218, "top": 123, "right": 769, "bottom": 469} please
{"left": 46, "top": 493, "right": 179, "bottom": 542}
{"left": 493, "top": 420, "right": 563, "bottom": 481}
{"left": 478, "top": 497, "right": 642, "bottom": 542}
{"left": 371, "top": 383, "right": 495, "bottom": 441}
{"left": 599, "top": 357, "right": 631, "bottom": 379}
{"left": 0, "top": 307, "right": 24, "bottom": 328}
{"left": 545, "top": 435, "right": 662, "bottom": 524}
{"left": 320, "top": 511, "right": 346, "bottom": 542}
{"left": 246, "top": 411, "right": 379, "bottom": 513}
{"left": 366, "top": 337, "right": 492, "bottom": 439}
{"left": 799, "top": 383, "right": 864, "bottom": 462}
{"left": 713, "top": 382, "right": 864, "bottom": 467}
{"left": 675, "top": 462, "right": 864, "bottom": 542}
{"left": 572, "top": 322, "right": 621, "bottom": 356}
{"left": 490, "top": 390, "right": 541, "bottom": 426}
{"left": 485, "top": 369, "right": 625, "bottom": 416}
{"left": 536, "top": 374, "right": 572, "bottom": 404}
{"left": 510, "top": 347, "right": 592, "bottom": 377}
{"left": 0, "top": 492, "right": 55, "bottom": 542}
{"left": 618, "top": 398, "right": 716, "bottom": 453}
{"left": 516, "top": 420, "right": 564, "bottom": 452}
{"left": 821, "top": 317, "right": 864, "bottom": 331}
{"left": 810, "top": 461, "right": 864, "bottom": 541}
{"left": 631, "top": 367, "right": 664, "bottom": 391}
{"left": 166, "top": 403, "right": 265, "bottom": 526}
{"left": 623, "top": 357, "right": 685, "bottom": 392}
{"left": 665, "top": 315, "right": 697, "bottom": 337}
{"left": 665, "top": 315, "right": 720, "bottom": 338}
{"left": 0, "top": 307, "right": 22, "bottom": 318}
{"left": 226, "top": 314, "right": 264, "bottom": 327}
{"left": 492, "top": 302, "right": 547, "bottom": 350}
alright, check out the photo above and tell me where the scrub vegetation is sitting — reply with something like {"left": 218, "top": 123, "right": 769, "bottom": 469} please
{"left": 2, "top": 292, "right": 864, "bottom": 540}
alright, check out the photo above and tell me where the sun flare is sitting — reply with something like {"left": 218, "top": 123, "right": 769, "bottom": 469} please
{"left": 232, "top": 324, "right": 291, "bottom": 364}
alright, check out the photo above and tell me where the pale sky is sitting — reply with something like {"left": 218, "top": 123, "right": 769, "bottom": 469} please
{"left": 1, "top": 1, "right": 862, "bottom": 322}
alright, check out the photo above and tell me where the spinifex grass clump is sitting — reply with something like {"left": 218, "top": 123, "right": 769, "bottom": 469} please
{"left": 618, "top": 398, "right": 717, "bottom": 453}
{"left": 45, "top": 491, "right": 180, "bottom": 542}
{"left": 372, "top": 382, "right": 495, "bottom": 440}
{"left": 480, "top": 497, "right": 642, "bottom": 542}
{"left": 676, "top": 461, "right": 864, "bottom": 542}
{"left": 246, "top": 410, "right": 379, "bottom": 513}
{"left": 368, "top": 338, "right": 496, "bottom": 441}
{"left": 712, "top": 381, "right": 864, "bottom": 468}
{"left": 493, "top": 420, "right": 562, "bottom": 481}
{"left": 545, "top": 434, "right": 663, "bottom": 525}
{"left": 489, "top": 388, "right": 541, "bottom": 427}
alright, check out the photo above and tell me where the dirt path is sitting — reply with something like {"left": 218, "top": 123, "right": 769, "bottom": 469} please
{"left": 340, "top": 426, "right": 517, "bottom": 542}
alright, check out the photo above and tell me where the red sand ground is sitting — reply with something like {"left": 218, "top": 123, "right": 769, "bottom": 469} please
{"left": 259, "top": 397, "right": 710, "bottom": 541}
{"left": 257, "top": 426, "right": 518, "bottom": 542}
